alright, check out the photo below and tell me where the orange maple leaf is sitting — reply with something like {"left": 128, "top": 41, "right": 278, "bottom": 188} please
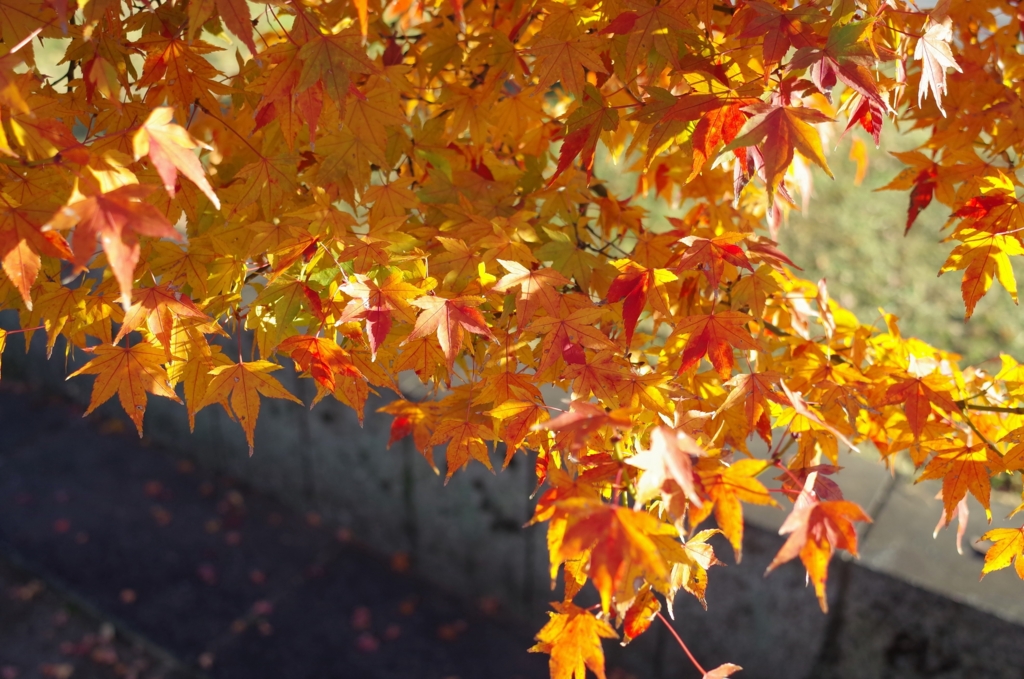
{"left": 766, "top": 482, "right": 871, "bottom": 612}
{"left": 485, "top": 400, "right": 549, "bottom": 466}
{"left": 674, "top": 234, "right": 753, "bottom": 290}
{"left": 529, "top": 601, "right": 617, "bottom": 679}
{"left": 717, "top": 371, "right": 787, "bottom": 442}
{"left": 339, "top": 271, "right": 425, "bottom": 358}
{"left": 534, "top": 399, "right": 634, "bottom": 453}
{"left": 527, "top": 307, "right": 617, "bottom": 375}
{"left": 427, "top": 419, "right": 494, "bottom": 482}
{"left": 378, "top": 399, "right": 437, "bottom": 455}
{"left": 403, "top": 295, "right": 495, "bottom": 370}
{"left": 939, "top": 228, "right": 1023, "bottom": 319}
{"left": 880, "top": 376, "right": 961, "bottom": 440}
{"left": 114, "top": 285, "right": 212, "bottom": 359}
{"left": 689, "top": 104, "right": 748, "bottom": 181}
{"left": 553, "top": 497, "right": 676, "bottom": 613}
{"left": 196, "top": 360, "right": 303, "bottom": 454}
{"left": 492, "top": 259, "right": 569, "bottom": 327}
{"left": 918, "top": 442, "right": 1001, "bottom": 523}
{"left": 724, "top": 104, "right": 834, "bottom": 198}
{"left": 691, "top": 458, "right": 777, "bottom": 561}
{"left": 296, "top": 29, "right": 376, "bottom": 108}
{"left": 45, "top": 184, "right": 181, "bottom": 308}
{"left": 0, "top": 194, "right": 73, "bottom": 309}
{"left": 133, "top": 107, "right": 220, "bottom": 208}
{"left": 68, "top": 341, "right": 181, "bottom": 436}
{"left": 626, "top": 425, "right": 704, "bottom": 509}
{"left": 277, "top": 335, "right": 362, "bottom": 392}
{"left": 216, "top": 0, "right": 258, "bottom": 55}
{"left": 980, "top": 526, "right": 1024, "bottom": 580}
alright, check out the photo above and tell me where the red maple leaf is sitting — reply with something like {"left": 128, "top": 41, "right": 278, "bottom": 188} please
{"left": 675, "top": 312, "right": 760, "bottom": 378}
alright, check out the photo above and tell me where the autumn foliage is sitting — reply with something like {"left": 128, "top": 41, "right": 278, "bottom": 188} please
{"left": 3, "top": 0, "right": 1024, "bottom": 674}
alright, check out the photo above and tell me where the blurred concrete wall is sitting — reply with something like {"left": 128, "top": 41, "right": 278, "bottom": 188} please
{"left": 5, "top": 314, "right": 1024, "bottom": 679}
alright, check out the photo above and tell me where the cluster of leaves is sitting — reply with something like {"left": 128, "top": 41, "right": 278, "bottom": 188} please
{"left": 3, "top": 0, "right": 1024, "bottom": 675}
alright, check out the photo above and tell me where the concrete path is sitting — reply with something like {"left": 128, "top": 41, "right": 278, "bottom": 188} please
{"left": 0, "top": 382, "right": 548, "bottom": 679}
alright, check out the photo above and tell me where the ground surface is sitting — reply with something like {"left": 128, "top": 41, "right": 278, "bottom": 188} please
{"left": 0, "top": 381, "right": 549, "bottom": 679}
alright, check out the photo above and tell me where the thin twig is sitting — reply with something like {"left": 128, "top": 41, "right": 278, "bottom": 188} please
{"left": 656, "top": 611, "right": 706, "bottom": 676}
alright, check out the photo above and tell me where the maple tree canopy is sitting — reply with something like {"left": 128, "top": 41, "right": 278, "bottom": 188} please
{"left": 2, "top": 0, "right": 1024, "bottom": 673}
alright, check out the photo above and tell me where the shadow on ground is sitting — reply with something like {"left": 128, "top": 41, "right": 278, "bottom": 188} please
{"left": 0, "top": 382, "right": 549, "bottom": 679}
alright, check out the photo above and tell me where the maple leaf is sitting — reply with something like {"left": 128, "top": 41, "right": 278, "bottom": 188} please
{"left": 674, "top": 311, "right": 759, "bottom": 378}
{"left": 717, "top": 371, "right": 787, "bottom": 442}
{"left": 67, "top": 341, "right": 181, "bottom": 437}
{"left": 620, "top": 584, "right": 660, "bottom": 645}
{"left": 403, "top": 295, "right": 495, "bottom": 370}
{"left": 0, "top": 192, "right": 73, "bottom": 309}
{"left": 880, "top": 376, "right": 961, "bottom": 440}
{"left": 918, "top": 442, "right": 1001, "bottom": 523}
{"left": 168, "top": 327, "right": 226, "bottom": 431}
{"left": 790, "top": 21, "right": 894, "bottom": 108}
{"left": 724, "top": 104, "right": 834, "bottom": 199}
{"left": 914, "top": 18, "right": 962, "bottom": 117}
{"left": 493, "top": 259, "right": 569, "bottom": 327}
{"left": 133, "top": 107, "right": 220, "bottom": 208}
{"left": 114, "top": 285, "right": 212, "bottom": 359}
{"left": 297, "top": 29, "right": 376, "bottom": 110}
{"left": 939, "top": 228, "right": 1024, "bottom": 319}
{"left": 196, "top": 361, "right": 303, "bottom": 454}
{"left": 732, "top": 0, "right": 822, "bottom": 74}
{"left": 553, "top": 497, "right": 677, "bottom": 613}
{"left": 278, "top": 335, "right": 362, "bottom": 392}
{"left": 674, "top": 234, "right": 753, "bottom": 290}
{"left": 216, "top": 0, "right": 258, "bottom": 56}
{"left": 980, "top": 526, "right": 1024, "bottom": 580}
{"left": 691, "top": 459, "right": 777, "bottom": 561}
{"left": 530, "top": 602, "right": 617, "bottom": 679}
{"left": 527, "top": 307, "right": 618, "bottom": 375}
{"left": 427, "top": 418, "right": 494, "bottom": 482}
{"left": 534, "top": 400, "right": 634, "bottom": 452}
{"left": 627, "top": 425, "right": 703, "bottom": 509}
{"left": 997, "top": 426, "right": 1024, "bottom": 472}
{"left": 529, "top": 33, "right": 606, "bottom": 99}
{"left": 45, "top": 184, "right": 181, "bottom": 308}
{"left": 550, "top": 86, "right": 618, "bottom": 183}
{"left": 704, "top": 664, "right": 743, "bottom": 679}
{"left": 670, "top": 529, "right": 723, "bottom": 611}
{"left": 777, "top": 380, "right": 860, "bottom": 453}
{"left": 339, "top": 271, "right": 425, "bottom": 358}
{"left": 766, "top": 479, "right": 871, "bottom": 612}
{"left": 606, "top": 264, "right": 677, "bottom": 349}
{"left": 901, "top": 163, "right": 939, "bottom": 234}
{"left": 486, "top": 400, "right": 549, "bottom": 466}
{"left": 378, "top": 399, "right": 436, "bottom": 455}
{"left": 689, "top": 104, "right": 748, "bottom": 181}
{"left": 534, "top": 229, "right": 615, "bottom": 294}
{"left": 844, "top": 93, "right": 885, "bottom": 147}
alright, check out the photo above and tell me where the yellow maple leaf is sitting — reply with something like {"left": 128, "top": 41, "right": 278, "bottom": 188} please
{"left": 980, "top": 526, "right": 1024, "bottom": 580}
{"left": 196, "top": 360, "right": 302, "bottom": 454}
{"left": 529, "top": 602, "right": 617, "bottom": 679}
{"left": 68, "top": 341, "right": 181, "bottom": 436}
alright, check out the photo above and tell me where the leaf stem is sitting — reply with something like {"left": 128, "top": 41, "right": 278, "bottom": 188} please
{"left": 3, "top": 325, "right": 43, "bottom": 335}
{"left": 656, "top": 611, "right": 706, "bottom": 676}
